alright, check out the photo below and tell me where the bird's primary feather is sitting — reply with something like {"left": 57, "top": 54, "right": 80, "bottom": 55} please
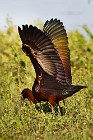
{"left": 43, "top": 19, "right": 72, "bottom": 85}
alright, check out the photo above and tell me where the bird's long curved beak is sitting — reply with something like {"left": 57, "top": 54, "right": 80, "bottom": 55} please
{"left": 20, "top": 95, "right": 24, "bottom": 107}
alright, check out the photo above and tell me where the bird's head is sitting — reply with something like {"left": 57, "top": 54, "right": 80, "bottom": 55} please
{"left": 20, "top": 88, "right": 35, "bottom": 106}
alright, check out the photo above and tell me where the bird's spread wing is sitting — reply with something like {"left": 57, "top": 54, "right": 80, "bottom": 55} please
{"left": 43, "top": 19, "right": 72, "bottom": 85}
{"left": 40, "top": 73, "right": 67, "bottom": 90}
{"left": 18, "top": 25, "right": 66, "bottom": 85}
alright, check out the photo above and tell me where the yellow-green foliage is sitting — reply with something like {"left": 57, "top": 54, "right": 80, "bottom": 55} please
{"left": 0, "top": 19, "right": 93, "bottom": 140}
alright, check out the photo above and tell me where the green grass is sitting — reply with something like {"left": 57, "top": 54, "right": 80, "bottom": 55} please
{"left": 0, "top": 19, "right": 93, "bottom": 140}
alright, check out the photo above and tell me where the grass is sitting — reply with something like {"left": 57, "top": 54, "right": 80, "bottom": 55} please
{"left": 0, "top": 19, "right": 93, "bottom": 140}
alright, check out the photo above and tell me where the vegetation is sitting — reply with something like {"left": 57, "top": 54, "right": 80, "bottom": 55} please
{"left": 0, "top": 18, "right": 93, "bottom": 140}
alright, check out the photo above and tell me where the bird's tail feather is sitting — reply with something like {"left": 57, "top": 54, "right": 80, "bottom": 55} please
{"left": 69, "top": 85, "right": 86, "bottom": 93}
{"left": 64, "top": 85, "right": 86, "bottom": 98}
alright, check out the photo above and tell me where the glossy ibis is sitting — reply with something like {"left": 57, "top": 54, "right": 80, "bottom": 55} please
{"left": 18, "top": 19, "right": 86, "bottom": 113}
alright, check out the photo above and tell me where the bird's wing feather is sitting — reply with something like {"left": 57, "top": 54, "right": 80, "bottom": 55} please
{"left": 40, "top": 73, "right": 67, "bottom": 90}
{"left": 43, "top": 19, "right": 72, "bottom": 85}
{"left": 18, "top": 25, "right": 66, "bottom": 85}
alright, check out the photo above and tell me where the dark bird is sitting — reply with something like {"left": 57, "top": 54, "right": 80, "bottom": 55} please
{"left": 18, "top": 19, "right": 86, "bottom": 113}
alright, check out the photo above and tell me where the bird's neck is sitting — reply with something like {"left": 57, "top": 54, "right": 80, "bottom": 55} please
{"left": 32, "top": 73, "right": 42, "bottom": 92}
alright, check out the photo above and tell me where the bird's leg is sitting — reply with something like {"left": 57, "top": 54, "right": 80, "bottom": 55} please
{"left": 57, "top": 103, "right": 61, "bottom": 114}
{"left": 51, "top": 105, "right": 55, "bottom": 113}
{"left": 49, "top": 98, "right": 55, "bottom": 113}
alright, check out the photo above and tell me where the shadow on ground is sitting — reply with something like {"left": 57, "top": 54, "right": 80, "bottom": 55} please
{"left": 35, "top": 102, "right": 66, "bottom": 116}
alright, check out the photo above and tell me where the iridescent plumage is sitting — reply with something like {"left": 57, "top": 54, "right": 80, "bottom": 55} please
{"left": 43, "top": 19, "right": 72, "bottom": 85}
